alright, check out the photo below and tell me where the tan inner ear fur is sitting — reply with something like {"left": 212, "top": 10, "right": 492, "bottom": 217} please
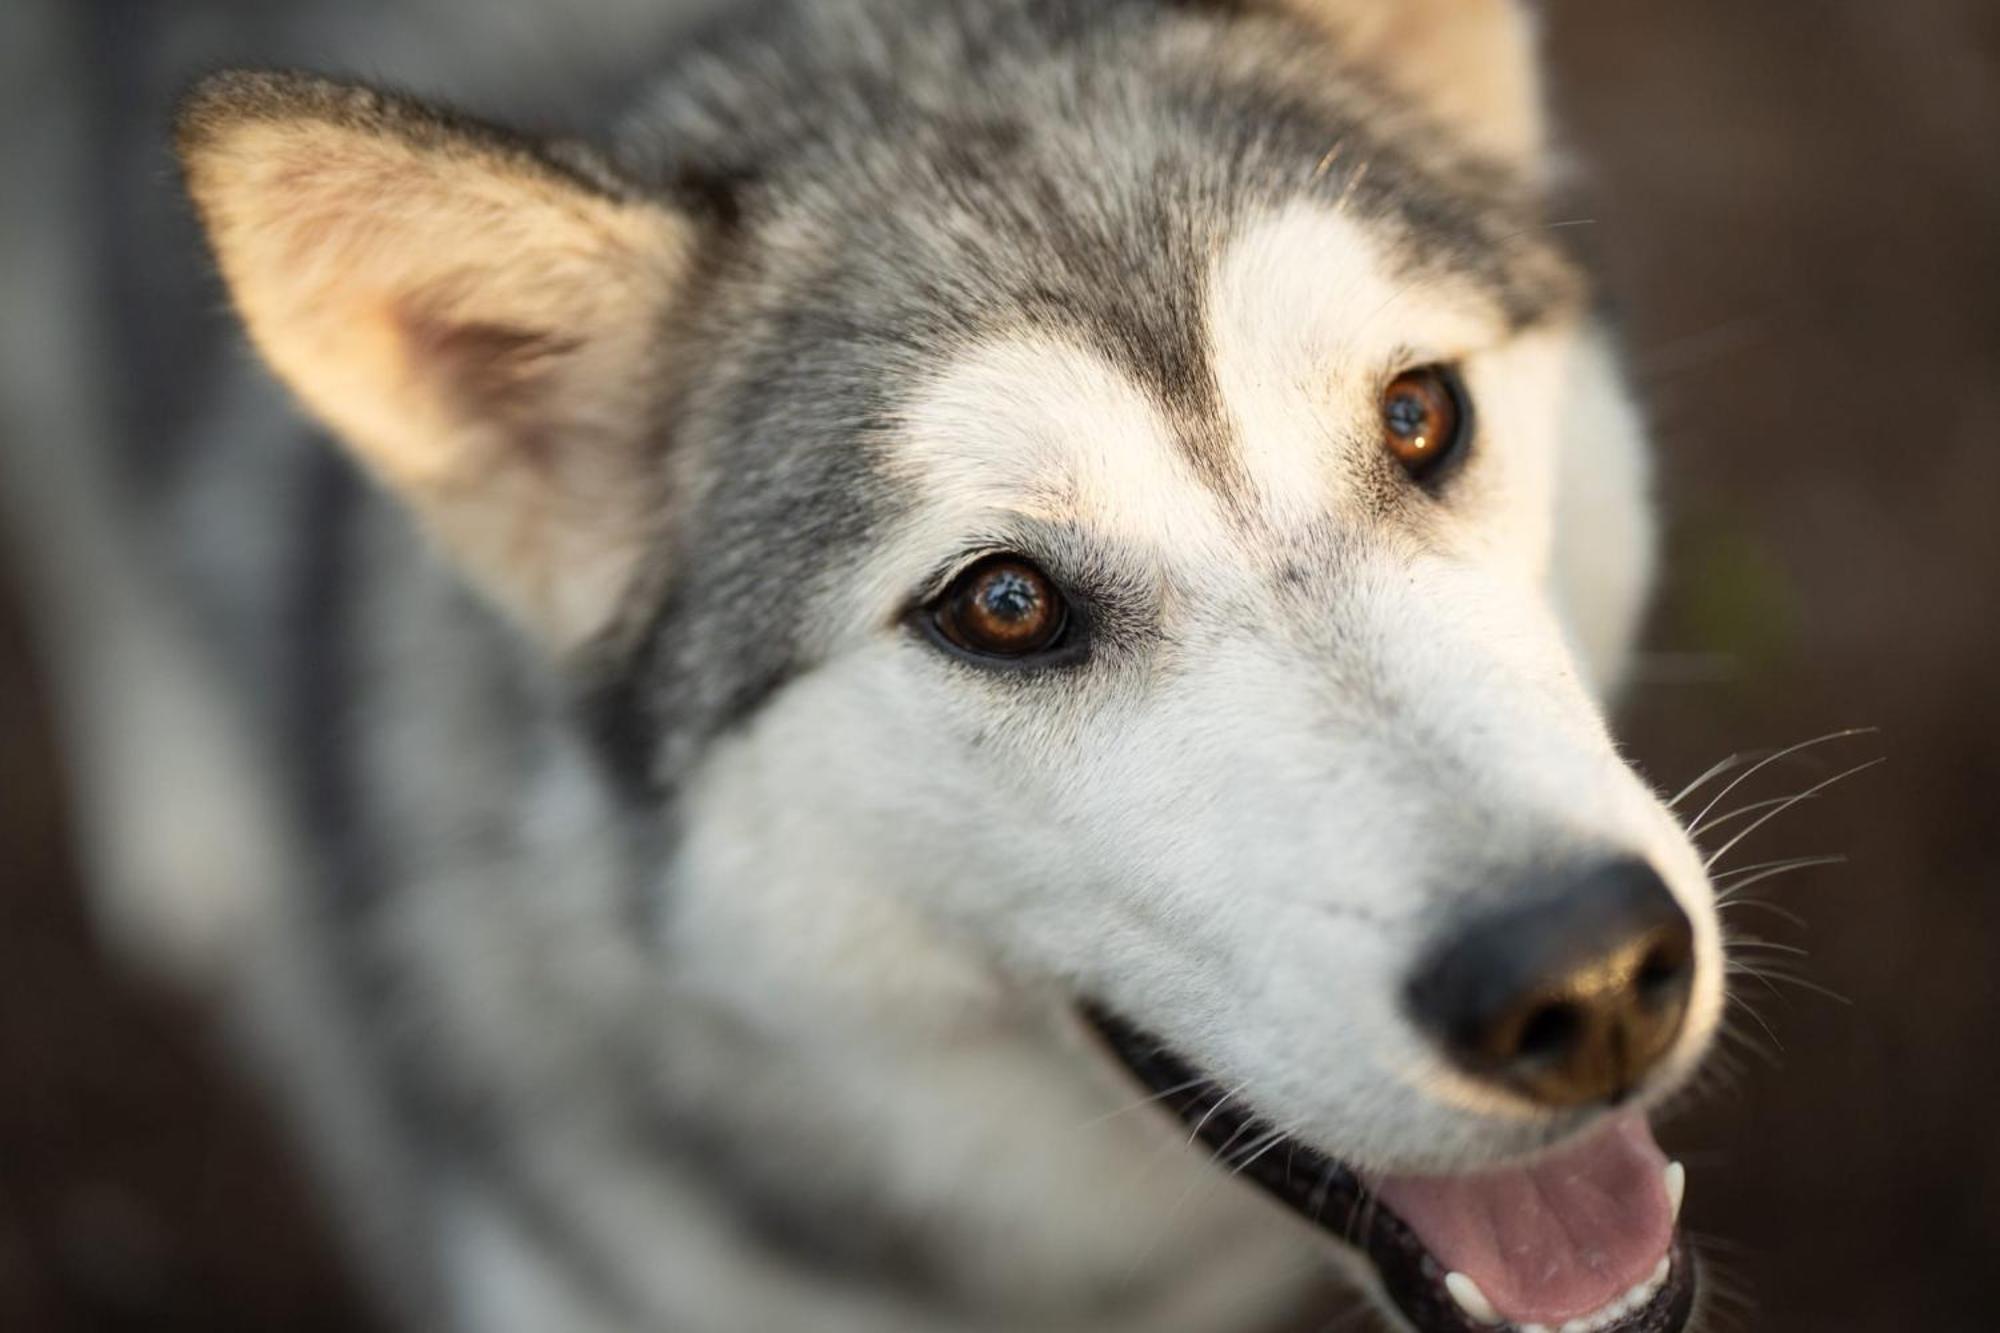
{"left": 178, "top": 74, "right": 696, "bottom": 650}
{"left": 1273, "top": 0, "right": 1544, "bottom": 163}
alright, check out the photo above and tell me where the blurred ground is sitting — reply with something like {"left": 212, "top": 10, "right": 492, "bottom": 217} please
{"left": 0, "top": 0, "right": 1995, "bottom": 1330}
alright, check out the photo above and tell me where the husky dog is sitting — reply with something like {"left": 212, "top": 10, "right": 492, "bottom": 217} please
{"left": 157, "top": 0, "right": 1724, "bottom": 1329}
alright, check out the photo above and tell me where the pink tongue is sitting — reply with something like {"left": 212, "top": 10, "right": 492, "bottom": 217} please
{"left": 1372, "top": 1113, "right": 1674, "bottom": 1326}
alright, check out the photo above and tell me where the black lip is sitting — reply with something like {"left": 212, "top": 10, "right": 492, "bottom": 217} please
{"left": 1083, "top": 1007, "right": 1697, "bottom": 1333}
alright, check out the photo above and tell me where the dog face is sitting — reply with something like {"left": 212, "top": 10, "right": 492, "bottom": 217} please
{"left": 178, "top": 2, "right": 1721, "bottom": 1328}
{"left": 665, "top": 199, "right": 1721, "bottom": 1163}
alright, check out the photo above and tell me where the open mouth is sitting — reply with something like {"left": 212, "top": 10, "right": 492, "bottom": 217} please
{"left": 1085, "top": 1009, "right": 1696, "bottom": 1333}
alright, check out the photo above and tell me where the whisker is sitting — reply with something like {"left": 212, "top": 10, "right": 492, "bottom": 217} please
{"left": 1721, "top": 994, "right": 1786, "bottom": 1057}
{"left": 1704, "top": 757, "right": 1887, "bottom": 870}
{"left": 1714, "top": 898, "right": 1809, "bottom": 929}
{"left": 1768, "top": 973, "right": 1854, "bottom": 1007}
{"left": 1125, "top": 1086, "right": 1257, "bottom": 1280}
{"left": 1226, "top": 1128, "right": 1292, "bottom": 1180}
{"left": 1306, "top": 1158, "right": 1339, "bottom": 1224}
{"left": 1186, "top": 1082, "right": 1251, "bottom": 1148}
{"left": 1712, "top": 853, "right": 1848, "bottom": 887}
{"left": 1684, "top": 1238, "right": 1759, "bottom": 1333}
{"left": 1687, "top": 728, "right": 1877, "bottom": 834}
{"left": 1713, "top": 1024, "right": 1780, "bottom": 1072}
{"left": 1203, "top": 1110, "right": 1259, "bottom": 1163}
{"left": 1684, "top": 1228, "right": 1757, "bottom": 1259}
{"left": 1668, "top": 1044, "right": 1749, "bottom": 1110}
{"left": 1725, "top": 962, "right": 1792, "bottom": 1005}
{"left": 1726, "top": 936, "right": 1810, "bottom": 958}
{"left": 1690, "top": 792, "right": 1813, "bottom": 839}
{"left": 1667, "top": 752, "right": 1756, "bottom": 809}
{"left": 1727, "top": 961, "right": 1853, "bottom": 1007}
{"left": 1073, "top": 1075, "right": 1212, "bottom": 1129}
{"left": 1344, "top": 1176, "right": 1380, "bottom": 1245}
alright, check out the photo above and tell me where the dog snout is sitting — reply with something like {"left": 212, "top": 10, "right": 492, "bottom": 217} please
{"left": 1404, "top": 859, "right": 1697, "bottom": 1109}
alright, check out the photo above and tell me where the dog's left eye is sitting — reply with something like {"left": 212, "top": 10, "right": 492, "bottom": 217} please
{"left": 928, "top": 556, "right": 1071, "bottom": 661}
{"left": 1380, "top": 364, "right": 1472, "bottom": 485}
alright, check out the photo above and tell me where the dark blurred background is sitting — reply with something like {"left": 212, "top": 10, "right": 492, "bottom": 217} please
{"left": 1, "top": 1, "right": 1995, "bottom": 1330}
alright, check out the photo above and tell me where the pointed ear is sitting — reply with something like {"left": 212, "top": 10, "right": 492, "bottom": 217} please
{"left": 1271, "top": 0, "right": 1543, "bottom": 163}
{"left": 177, "top": 71, "right": 699, "bottom": 651}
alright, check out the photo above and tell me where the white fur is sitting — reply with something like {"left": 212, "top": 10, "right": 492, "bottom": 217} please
{"left": 1207, "top": 204, "right": 1495, "bottom": 530}
{"left": 668, "top": 201, "right": 1721, "bottom": 1187}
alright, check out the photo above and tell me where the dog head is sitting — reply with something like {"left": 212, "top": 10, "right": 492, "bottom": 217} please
{"left": 178, "top": 3, "right": 1720, "bottom": 1328}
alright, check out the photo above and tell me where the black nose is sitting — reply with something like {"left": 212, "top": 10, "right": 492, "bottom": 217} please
{"left": 1405, "top": 860, "right": 1697, "bottom": 1108}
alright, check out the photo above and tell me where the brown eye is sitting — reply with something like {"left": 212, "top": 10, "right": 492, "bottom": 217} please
{"left": 1381, "top": 365, "right": 1471, "bottom": 484}
{"left": 931, "top": 556, "right": 1070, "bottom": 660}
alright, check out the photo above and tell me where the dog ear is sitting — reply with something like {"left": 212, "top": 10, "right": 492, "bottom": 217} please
{"left": 1269, "top": 1, "right": 1543, "bottom": 162}
{"left": 177, "top": 71, "right": 698, "bottom": 652}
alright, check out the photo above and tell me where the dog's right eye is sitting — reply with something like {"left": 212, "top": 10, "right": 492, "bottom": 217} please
{"left": 927, "top": 556, "right": 1071, "bottom": 661}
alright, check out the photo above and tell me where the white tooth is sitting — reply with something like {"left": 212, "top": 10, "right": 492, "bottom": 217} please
{"left": 1652, "top": 1255, "right": 1673, "bottom": 1285}
{"left": 1559, "top": 1320, "right": 1590, "bottom": 1333}
{"left": 1444, "top": 1273, "right": 1503, "bottom": 1326}
{"left": 1519, "top": 1325, "right": 1552, "bottom": 1333}
{"left": 1664, "top": 1161, "right": 1687, "bottom": 1223}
